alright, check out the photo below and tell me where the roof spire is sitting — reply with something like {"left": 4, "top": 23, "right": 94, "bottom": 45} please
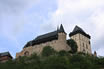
{"left": 59, "top": 24, "right": 66, "bottom": 33}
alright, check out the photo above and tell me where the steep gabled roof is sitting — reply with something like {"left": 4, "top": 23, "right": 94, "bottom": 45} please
{"left": 73, "top": 26, "right": 85, "bottom": 33}
{"left": 0, "top": 52, "right": 12, "bottom": 58}
{"left": 24, "top": 24, "right": 66, "bottom": 48}
{"left": 69, "top": 25, "right": 91, "bottom": 39}
{"left": 24, "top": 31, "right": 58, "bottom": 48}
{"left": 59, "top": 24, "right": 66, "bottom": 33}
{"left": 35, "top": 31, "right": 58, "bottom": 41}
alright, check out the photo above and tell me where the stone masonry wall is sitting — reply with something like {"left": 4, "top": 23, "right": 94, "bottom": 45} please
{"left": 16, "top": 33, "right": 71, "bottom": 58}
{"left": 70, "top": 33, "right": 92, "bottom": 54}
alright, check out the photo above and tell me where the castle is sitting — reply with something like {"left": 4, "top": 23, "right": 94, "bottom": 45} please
{"left": 16, "top": 24, "right": 92, "bottom": 58}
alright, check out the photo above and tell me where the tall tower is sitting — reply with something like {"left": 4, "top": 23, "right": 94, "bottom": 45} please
{"left": 58, "top": 24, "right": 67, "bottom": 41}
{"left": 57, "top": 24, "right": 70, "bottom": 51}
{"left": 69, "top": 26, "right": 92, "bottom": 54}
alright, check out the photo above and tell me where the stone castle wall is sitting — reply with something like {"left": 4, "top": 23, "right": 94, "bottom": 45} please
{"left": 70, "top": 33, "right": 92, "bottom": 54}
{"left": 16, "top": 33, "right": 71, "bottom": 58}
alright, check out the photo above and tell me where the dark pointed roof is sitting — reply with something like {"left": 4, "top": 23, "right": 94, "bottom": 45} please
{"left": 59, "top": 24, "right": 66, "bottom": 34}
{"left": 24, "top": 24, "right": 66, "bottom": 48}
{"left": 73, "top": 26, "right": 85, "bottom": 33}
{"left": 0, "top": 52, "right": 12, "bottom": 58}
{"left": 69, "top": 25, "right": 91, "bottom": 39}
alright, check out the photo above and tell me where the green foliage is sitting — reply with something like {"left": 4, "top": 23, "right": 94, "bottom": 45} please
{"left": 58, "top": 50, "right": 69, "bottom": 56}
{"left": 96, "top": 57, "right": 104, "bottom": 68}
{"left": 42, "top": 46, "right": 56, "bottom": 57}
{"left": 67, "top": 39, "right": 78, "bottom": 53}
{"left": 0, "top": 51, "right": 104, "bottom": 69}
{"left": 69, "top": 54, "right": 99, "bottom": 69}
{"left": 42, "top": 56, "right": 69, "bottom": 69}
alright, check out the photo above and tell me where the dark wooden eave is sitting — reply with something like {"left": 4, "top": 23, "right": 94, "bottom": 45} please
{"left": 0, "top": 52, "right": 13, "bottom": 59}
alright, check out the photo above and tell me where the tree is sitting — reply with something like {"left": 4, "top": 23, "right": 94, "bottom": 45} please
{"left": 42, "top": 46, "right": 56, "bottom": 57}
{"left": 42, "top": 56, "right": 69, "bottom": 69}
{"left": 58, "top": 50, "right": 68, "bottom": 56}
{"left": 67, "top": 39, "right": 78, "bottom": 53}
{"left": 69, "top": 54, "right": 98, "bottom": 69}
{"left": 0, "top": 52, "right": 104, "bottom": 69}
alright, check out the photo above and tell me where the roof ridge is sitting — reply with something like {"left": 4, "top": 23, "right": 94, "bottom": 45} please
{"left": 35, "top": 30, "right": 58, "bottom": 39}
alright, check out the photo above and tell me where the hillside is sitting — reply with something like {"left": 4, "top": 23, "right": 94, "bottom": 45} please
{"left": 0, "top": 50, "right": 104, "bottom": 69}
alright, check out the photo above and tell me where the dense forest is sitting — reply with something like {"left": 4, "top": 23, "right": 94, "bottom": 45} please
{"left": 0, "top": 39, "right": 104, "bottom": 69}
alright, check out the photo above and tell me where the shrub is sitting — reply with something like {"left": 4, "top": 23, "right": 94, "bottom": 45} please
{"left": 67, "top": 39, "right": 78, "bottom": 53}
{"left": 42, "top": 46, "right": 56, "bottom": 57}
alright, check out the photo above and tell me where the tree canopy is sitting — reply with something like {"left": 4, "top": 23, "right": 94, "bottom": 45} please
{"left": 67, "top": 39, "right": 78, "bottom": 53}
{"left": 42, "top": 46, "right": 56, "bottom": 57}
{"left": 0, "top": 46, "right": 104, "bottom": 69}
{"left": 0, "top": 52, "right": 104, "bottom": 69}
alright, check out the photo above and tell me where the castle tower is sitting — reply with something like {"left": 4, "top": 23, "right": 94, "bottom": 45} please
{"left": 56, "top": 24, "right": 70, "bottom": 51}
{"left": 58, "top": 24, "right": 67, "bottom": 41}
{"left": 69, "top": 26, "right": 92, "bottom": 54}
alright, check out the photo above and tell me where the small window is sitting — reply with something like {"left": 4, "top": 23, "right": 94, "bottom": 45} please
{"left": 24, "top": 51, "right": 29, "bottom": 56}
{"left": 86, "top": 44, "right": 88, "bottom": 49}
{"left": 83, "top": 49, "right": 85, "bottom": 53}
{"left": 89, "top": 41, "right": 90, "bottom": 44}
{"left": 83, "top": 43, "right": 84, "bottom": 47}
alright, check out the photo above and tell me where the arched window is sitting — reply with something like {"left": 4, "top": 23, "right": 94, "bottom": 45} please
{"left": 24, "top": 51, "right": 29, "bottom": 56}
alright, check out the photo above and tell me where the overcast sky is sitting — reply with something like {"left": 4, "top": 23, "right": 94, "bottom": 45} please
{"left": 0, "top": 0, "right": 104, "bottom": 58}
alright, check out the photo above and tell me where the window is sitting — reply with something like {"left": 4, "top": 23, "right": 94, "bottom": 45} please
{"left": 24, "top": 51, "right": 29, "bottom": 56}
{"left": 83, "top": 49, "right": 85, "bottom": 53}
{"left": 89, "top": 41, "right": 90, "bottom": 44}
{"left": 83, "top": 43, "right": 84, "bottom": 47}
{"left": 86, "top": 44, "right": 88, "bottom": 49}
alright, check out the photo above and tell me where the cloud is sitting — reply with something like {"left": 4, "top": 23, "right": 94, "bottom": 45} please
{"left": 97, "top": 47, "right": 104, "bottom": 56}
{"left": 41, "top": 0, "right": 104, "bottom": 56}
{"left": 0, "top": 0, "right": 58, "bottom": 57}
{"left": 0, "top": 0, "right": 39, "bottom": 57}
{"left": 0, "top": 0, "right": 38, "bottom": 14}
{"left": 0, "top": 0, "right": 39, "bottom": 37}
{"left": 0, "top": 0, "right": 104, "bottom": 57}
